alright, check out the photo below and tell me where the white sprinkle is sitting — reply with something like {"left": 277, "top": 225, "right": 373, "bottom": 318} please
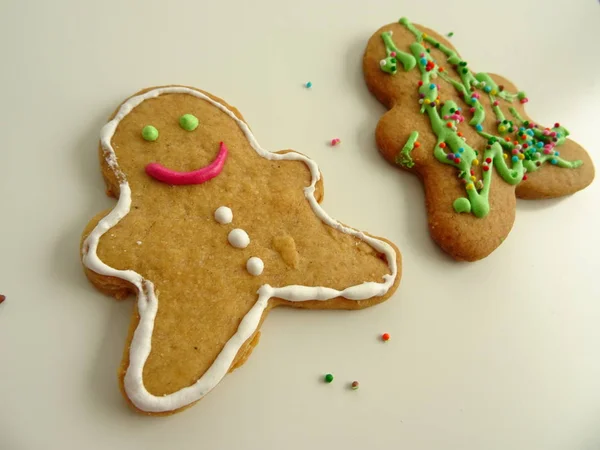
{"left": 136, "top": 241, "right": 142, "bottom": 245}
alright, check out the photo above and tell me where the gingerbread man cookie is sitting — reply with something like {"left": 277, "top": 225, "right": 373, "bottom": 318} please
{"left": 363, "top": 18, "right": 594, "bottom": 261}
{"left": 81, "top": 86, "right": 401, "bottom": 415}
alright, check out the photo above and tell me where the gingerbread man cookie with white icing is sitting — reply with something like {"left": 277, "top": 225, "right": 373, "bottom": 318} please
{"left": 363, "top": 18, "right": 594, "bottom": 261}
{"left": 81, "top": 86, "right": 401, "bottom": 415}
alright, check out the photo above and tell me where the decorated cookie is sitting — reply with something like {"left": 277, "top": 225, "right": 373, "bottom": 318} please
{"left": 80, "top": 86, "right": 401, "bottom": 415}
{"left": 363, "top": 18, "right": 594, "bottom": 261}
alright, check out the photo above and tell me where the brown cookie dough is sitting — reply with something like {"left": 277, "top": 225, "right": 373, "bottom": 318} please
{"left": 363, "top": 18, "right": 594, "bottom": 261}
{"left": 80, "top": 86, "right": 401, "bottom": 415}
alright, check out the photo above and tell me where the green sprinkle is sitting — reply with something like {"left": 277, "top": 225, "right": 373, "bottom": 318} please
{"left": 142, "top": 125, "right": 158, "bottom": 141}
{"left": 324, "top": 373, "right": 334, "bottom": 383}
{"left": 447, "top": 32, "right": 454, "bottom": 37}
{"left": 179, "top": 114, "right": 199, "bottom": 131}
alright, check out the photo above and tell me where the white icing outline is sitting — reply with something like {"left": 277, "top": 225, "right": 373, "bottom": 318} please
{"left": 82, "top": 86, "right": 398, "bottom": 413}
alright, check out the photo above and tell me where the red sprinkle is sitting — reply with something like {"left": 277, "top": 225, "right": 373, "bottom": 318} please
{"left": 523, "top": 174, "right": 528, "bottom": 181}
{"left": 418, "top": 81, "right": 423, "bottom": 86}
{"left": 0, "top": 295, "right": 5, "bottom": 305}
{"left": 483, "top": 165, "right": 490, "bottom": 172}
{"left": 554, "top": 122, "right": 560, "bottom": 128}
{"left": 454, "top": 157, "right": 461, "bottom": 163}
{"left": 523, "top": 144, "right": 529, "bottom": 149}
{"left": 414, "top": 141, "right": 421, "bottom": 148}
{"left": 485, "top": 157, "right": 492, "bottom": 163}
{"left": 382, "top": 333, "right": 390, "bottom": 342}
{"left": 439, "top": 142, "right": 447, "bottom": 148}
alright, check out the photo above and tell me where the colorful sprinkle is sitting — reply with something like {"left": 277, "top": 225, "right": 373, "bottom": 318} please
{"left": 475, "top": 124, "right": 483, "bottom": 132}
{"left": 447, "top": 31, "right": 454, "bottom": 37}
{"left": 324, "top": 373, "right": 334, "bottom": 383}
{"left": 351, "top": 381, "right": 360, "bottom": 390}
{"left": 0, "top": 294, "right": 5, "bottom": 305}
{"left": 142, "top": 125, "right": 159, "bottom": 141}
{"left": 331, "top": 138, "right": 341, "bottom": 146}
{"left": 382, "top": 333, "right": 391, "bottom": 342}
{"left": 305, "top": 81, "right": 312, "bottom": 88}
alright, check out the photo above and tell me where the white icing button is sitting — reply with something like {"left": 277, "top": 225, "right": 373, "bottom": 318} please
{"left": 246, "top": 257, "right": 264, "bottom": 276}
{"left": 214, "top": 206, "right": 233, "bottom": 224}
{"left": 228, "top": 229, "right": 250, "bottom": 249}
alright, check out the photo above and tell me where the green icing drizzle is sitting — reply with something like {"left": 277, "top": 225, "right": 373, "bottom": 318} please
{"left": 381, "top": 31, "right": 416, "bottom": 73}
{"left": 508, "top": 106, "right": 524, "bottom": 123}
{"left": 377, "top": 17, "right": 583, "bottom": 218}
{"left": 396, "top": 131, "right": 419, "bottom": 168}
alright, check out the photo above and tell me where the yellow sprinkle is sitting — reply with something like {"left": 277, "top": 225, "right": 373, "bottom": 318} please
{"left": 466, "top": 183, "right": 474, "bottom": 190}
{"left": 491, "top": 89, "right": 497, "bottom": 95}
{"left": 518, "top": 153, "right": 525, "bottom": 160}
{"left": 435, "top": 99, "right": 440, "bottom": 105}
{"left": 424, "top": 99, "right": 431, "bottom": 105}
{"left": 499, "top": 126, "right": 506, "bottom": 132}
{"left": 423, "top": 33, "right": 428, "bottom": 38}
{"left": 473, "top": 159, "right": 480, "bottom": 166}
{"left": 503, "top": 153, "right": 508, "bottom": 159}
{"left": 470, "top": 175, "right": 476, "bottom": 181}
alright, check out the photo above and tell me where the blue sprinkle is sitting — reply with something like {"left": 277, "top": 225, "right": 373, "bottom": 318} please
{"left": 512, "top": 156, "right": 518, "bottom": 162}
{"left": 554, "top": 151, "right": 559, "bottom": 156}
{"left": 458, "top": 147, "right": 465, "bottom": 153}
{"left": 429, "top": 83, "right": 436, "bottom": 89}
{"left": 556, "top": 133, "right": 561, "bottom": 137}
{"left": 551, "top": 158, "right": 558, "bottom": 165}
{"left": 475, "top": 124, "right": 483, "bottom": 131}
{"left": 420, "top": 58, "right": 427, "bottom": 65}
{"left": 305, "top": 81, "right": 312, "bottom": 88}
{"left": 519, "top": 127, "right": 525, "bottom": 132}
{"left": 526, "top": 130, "right": 534, "bottom": 136}
{"left": 536, "top": 141, "right": 544, "bottom": 148}
{"left": 484, "top": 86, "right": 492, "bottom": 93}
{"left": 471, "top": 98, "right": 478, "bottom": 104}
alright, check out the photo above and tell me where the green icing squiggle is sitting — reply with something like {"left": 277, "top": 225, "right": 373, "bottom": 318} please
{"left": 377, "top": 17, "right": 583, "bottom": 218}
{"left": 395, "top": 131, "right": 419, "bottom": 168}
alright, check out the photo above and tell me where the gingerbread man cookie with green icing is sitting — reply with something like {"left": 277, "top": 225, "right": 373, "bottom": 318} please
{"left": 364, "top": 18, "right": 594, "bottom": 261}
{"left": 80, "top": 86, "right": 401, "bottom": 415}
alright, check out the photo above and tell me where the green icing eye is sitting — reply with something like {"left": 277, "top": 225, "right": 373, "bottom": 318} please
{"left": 179, "top": 114, "right": 199, "bottom": 131}
{"left": 142, "top": 125, "right": 159, "bottom": 141}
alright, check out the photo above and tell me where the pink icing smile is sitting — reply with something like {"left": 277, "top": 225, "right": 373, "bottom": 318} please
{"left": 145, "top": 142, "right": 228, "bottom": 185}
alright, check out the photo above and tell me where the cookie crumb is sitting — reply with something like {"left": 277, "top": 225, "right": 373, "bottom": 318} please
{"left": 324, "top": 373, "right": 334, "bottom": 383}
{"left": 0, "top": 295, "right": 5, "bottom": 304}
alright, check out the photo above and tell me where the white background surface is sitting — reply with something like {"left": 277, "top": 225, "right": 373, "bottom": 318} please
{"left": 1, "top": 0, "right": 599, "bottom": 449}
